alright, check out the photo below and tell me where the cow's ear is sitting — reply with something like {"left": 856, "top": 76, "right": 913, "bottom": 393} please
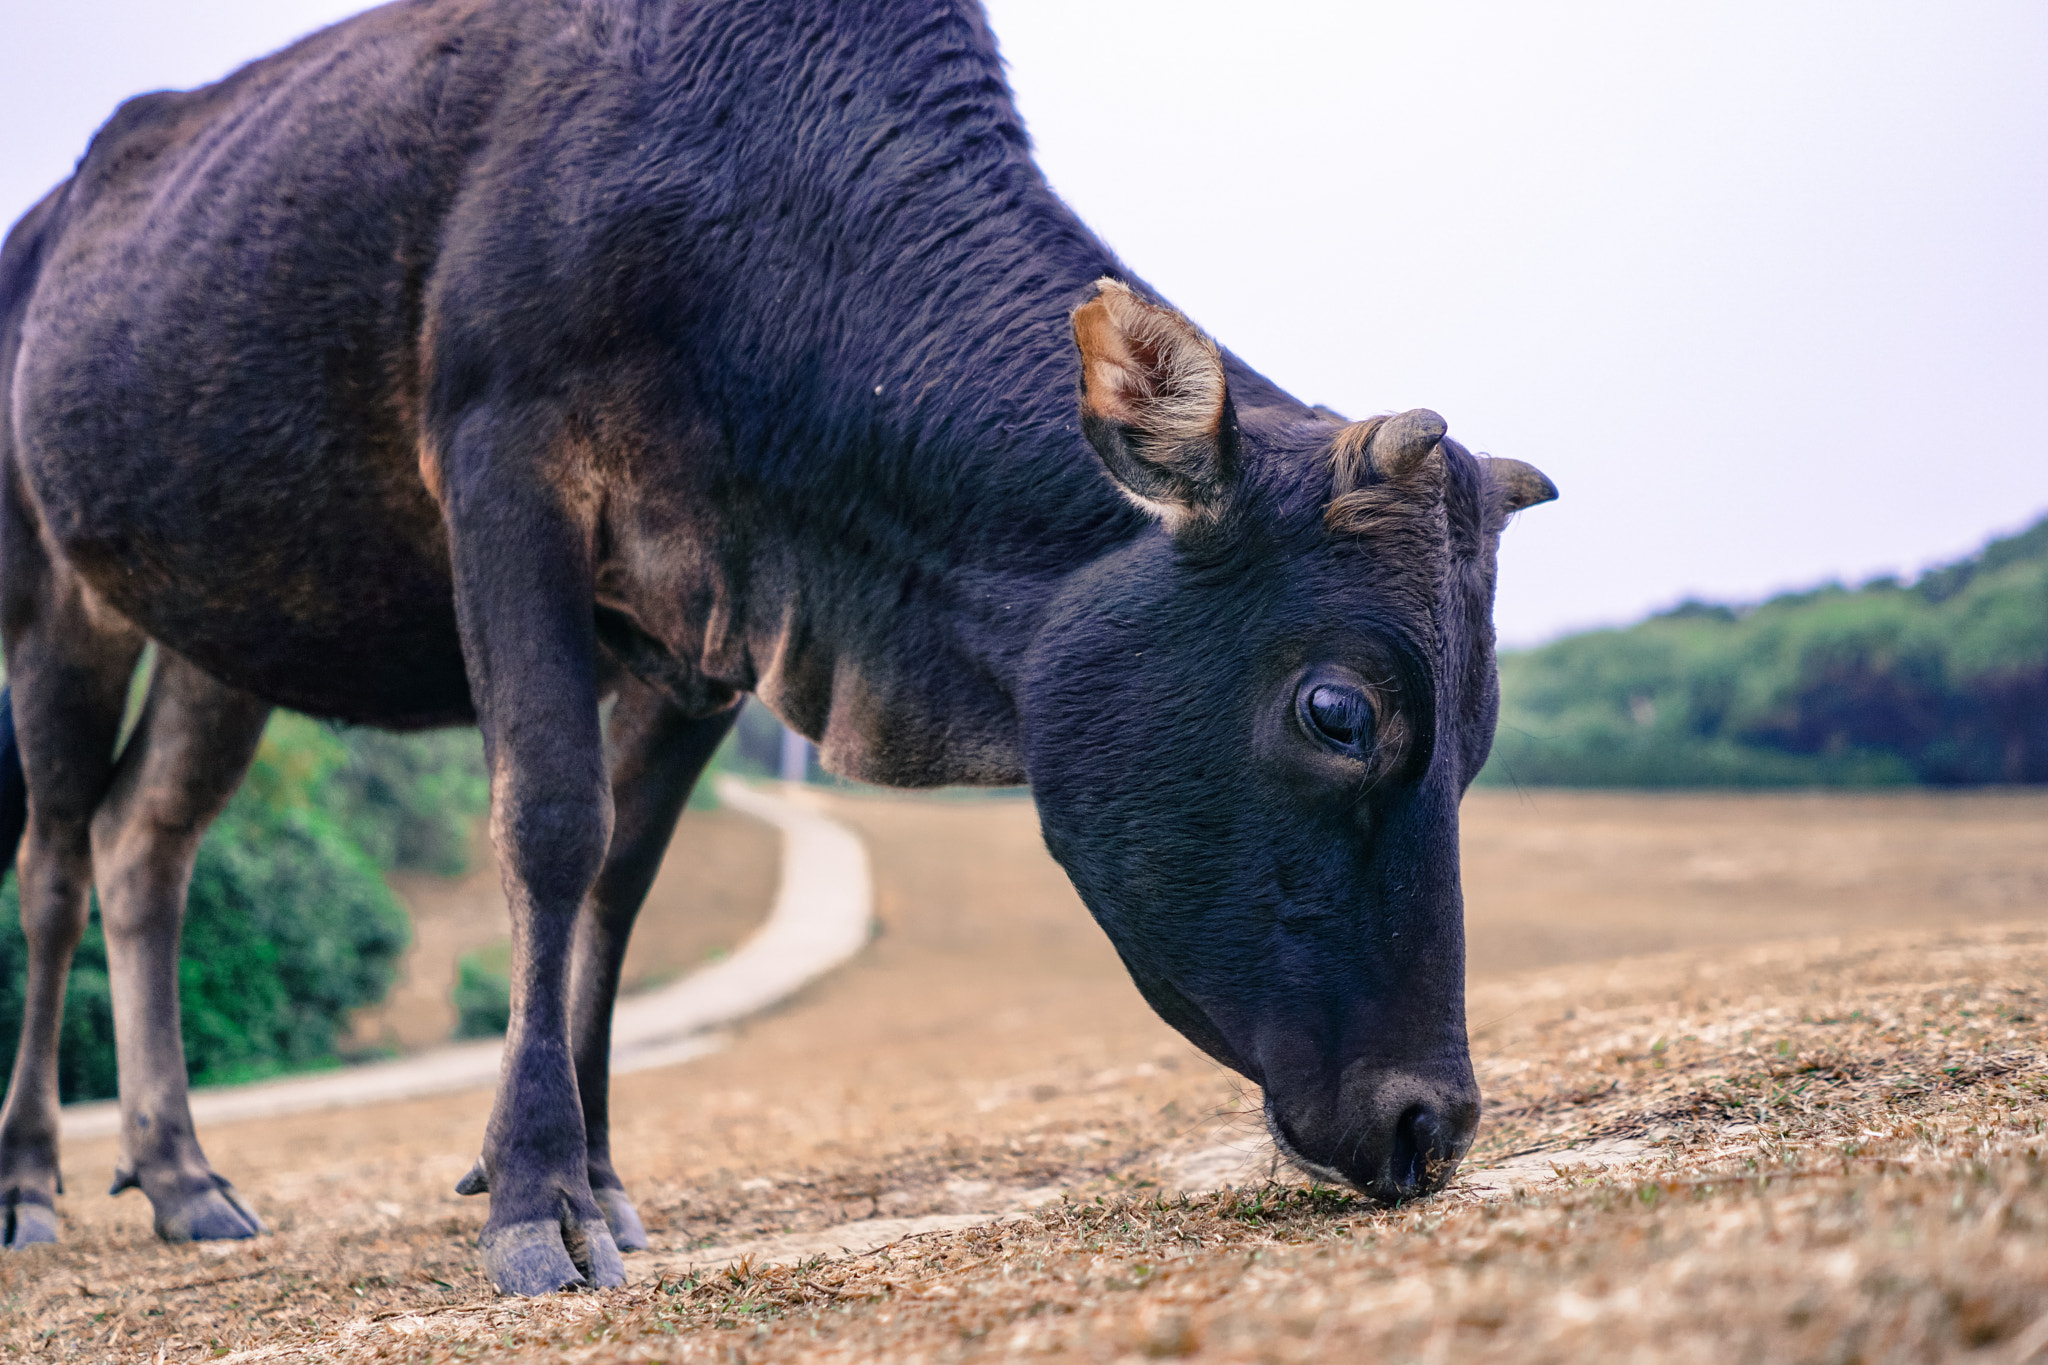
{"left": 1071, "top": 278, "right": 1234, "bottom": 528}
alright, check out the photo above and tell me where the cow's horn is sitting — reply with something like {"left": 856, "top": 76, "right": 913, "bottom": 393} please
{"left": 1368, "top": 409, "right": 1447, "bottom": 482}
{"left": 1483, "top": 456, "right": 1560, "bottom": 512}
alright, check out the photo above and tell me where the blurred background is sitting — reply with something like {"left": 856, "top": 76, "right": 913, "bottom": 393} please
{"left": 6, "top": 1, "right": 2046, "bottom": 645}
{"left": 0, "top": 2, "right": 2044, "bottom": 1101}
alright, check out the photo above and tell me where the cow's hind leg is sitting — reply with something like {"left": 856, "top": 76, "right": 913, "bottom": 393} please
{"left": 91, "top": 652, "right": 270, "bottom": 1241}
{"left": 573, "top": 681, "right": 737, "bottom": 1248}
{"left": 0, "top": 534, "right": 144, "bottom": 1248}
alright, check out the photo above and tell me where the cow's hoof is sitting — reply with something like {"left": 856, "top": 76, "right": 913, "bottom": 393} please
{"left": 150, "top": 1175, "right": 263, "bottom": 1243}
{"left": 481, "top": 1215, "right": 625, "bottom": 1296}
{"left": 593, "top": 1186, "right": 649, "bottom": 1252}
{"left": 2, "top": 1192, "right": 58, "bottom": 1248}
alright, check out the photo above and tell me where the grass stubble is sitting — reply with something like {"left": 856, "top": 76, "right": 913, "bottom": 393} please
{"left": 5, "top": 796, "right": 2048, "bottom": 1363}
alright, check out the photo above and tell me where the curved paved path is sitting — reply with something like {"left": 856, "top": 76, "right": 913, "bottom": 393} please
{"left": 59, "top": 778, "right": 872, "bottom": 1141}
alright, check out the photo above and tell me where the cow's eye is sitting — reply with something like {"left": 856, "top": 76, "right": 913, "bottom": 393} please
{"left": 1297, "top": 678, "right": 1375, "bottom": 756}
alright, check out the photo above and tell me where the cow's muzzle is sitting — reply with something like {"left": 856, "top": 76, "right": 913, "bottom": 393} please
{"left": 1264, "top": 1061, "right": 1479, "bottom": 1202}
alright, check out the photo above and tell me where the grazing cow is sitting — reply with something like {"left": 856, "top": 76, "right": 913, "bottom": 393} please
{"left": 0, "top": 0, "right": 1556, "bottom": 1292}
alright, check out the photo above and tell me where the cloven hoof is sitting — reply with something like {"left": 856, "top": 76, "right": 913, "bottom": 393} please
{"left": 481, "top": 1215, "right": 627, "bottom": 1296}
{"left": 1, "top": 1193, "right": 58, "bottom": 1248}
{"left": 593, "top": 1186, "right": 650, "bottom": 1252}
{"left": 151, "top": 1175, "right": 264, "bottom": 1244}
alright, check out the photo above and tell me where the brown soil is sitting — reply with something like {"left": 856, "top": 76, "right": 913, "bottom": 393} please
{"left": 1460, "top": 789, "right": 2048, "bottom": 974}
{"left": 348, "top": 808, "right": 780, "bottom": 1051}
{"left": 7, "top": 789, "right": 2048, "bottom": 1363}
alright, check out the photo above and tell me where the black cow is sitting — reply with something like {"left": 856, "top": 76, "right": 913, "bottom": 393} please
{"left": 0, "top": 0, "right": 1555, "bottom": 1292}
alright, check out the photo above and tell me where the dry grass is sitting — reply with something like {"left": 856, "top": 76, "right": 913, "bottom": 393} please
{"left": 5, "top": 791, "right": 2048, "bottom": 1362}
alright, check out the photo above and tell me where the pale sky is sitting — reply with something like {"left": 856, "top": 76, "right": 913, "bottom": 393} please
{"left": 5, "top": 1, "right": 2045, "bottom": 645}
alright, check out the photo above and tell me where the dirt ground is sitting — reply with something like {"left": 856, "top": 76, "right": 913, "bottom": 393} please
{"left": 7, "top": 788, "right": 2048, "bottom": 1362}
{"left": 1459, "top": 789, "right": 2048, "bottom": 974}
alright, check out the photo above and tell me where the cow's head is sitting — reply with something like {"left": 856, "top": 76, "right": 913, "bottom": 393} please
{"left": 1020, "top": 279, "right": 1556, "bottom": 1201}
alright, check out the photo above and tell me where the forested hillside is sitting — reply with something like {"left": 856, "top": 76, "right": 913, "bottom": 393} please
{"left": 1480, "top": 514, "right": 2048, "bottom": 787}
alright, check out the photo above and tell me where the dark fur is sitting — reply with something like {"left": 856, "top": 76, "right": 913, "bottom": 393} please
{"left": 0, "top": 0, "right": 1548, "bottom": 1289}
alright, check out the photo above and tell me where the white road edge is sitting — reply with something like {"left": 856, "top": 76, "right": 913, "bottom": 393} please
{"left": 59, "top": 777, "right": 873, "bottom": 1142}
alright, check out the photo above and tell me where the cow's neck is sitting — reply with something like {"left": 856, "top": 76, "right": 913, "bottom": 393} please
{"left": 605, "top": 0, "right": 1289, "bottom": 785}
{"left": 696, "top": 251, "right": 1145, "bottom": 787}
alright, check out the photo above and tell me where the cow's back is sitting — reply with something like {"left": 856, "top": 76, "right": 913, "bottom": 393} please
{"left": 6, "top": 0, "right": 539, "bottom": 726}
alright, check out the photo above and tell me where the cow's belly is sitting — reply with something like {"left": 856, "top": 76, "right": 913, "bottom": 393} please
{"left": 19, "top": 424, "right": 474, "bottom": 726}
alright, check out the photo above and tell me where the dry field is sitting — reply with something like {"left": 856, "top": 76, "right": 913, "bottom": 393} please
{"left": 5, "top": 789, "right": 2048, "bottom": 1363}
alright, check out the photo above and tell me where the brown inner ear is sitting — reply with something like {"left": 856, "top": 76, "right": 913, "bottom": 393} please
{"left": 1072, "top": 280, "right": 1225, "bottom": 445}
{"left": 1073, "top": 296, "right": 1142, "bottom": 427}
{"left": 1070, "top": 279, "right": 1234, "bottom": 524}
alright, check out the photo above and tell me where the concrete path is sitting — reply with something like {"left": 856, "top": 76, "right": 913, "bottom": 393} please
{"left": 59, "top": 778, "right": 872, "bottom": 1141}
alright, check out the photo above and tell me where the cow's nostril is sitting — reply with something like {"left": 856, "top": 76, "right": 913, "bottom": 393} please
{"left": 1390, "top": 1106, "right": 1443, "bottom": 1197}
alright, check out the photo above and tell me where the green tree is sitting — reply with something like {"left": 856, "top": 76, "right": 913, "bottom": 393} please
{"left": 1482, "top": 515, "right": 2048, "bottom": 788}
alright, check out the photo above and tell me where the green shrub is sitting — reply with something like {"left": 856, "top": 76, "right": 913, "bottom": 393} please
{"left": 451, "top": 940, "right": 513, "bottom": 1039}
{"left": 326, "top": 726, "right": 488, "bottom": 876}
{"left": 0, "top": 712, "right": 419, "bottom": 1101}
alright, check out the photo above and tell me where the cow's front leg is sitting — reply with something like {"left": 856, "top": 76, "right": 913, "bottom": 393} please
{"left": 442, "top": 420, "right": 620, "bottom": 1295}
{"left": 572, "top": 678, "right": 739, "bottom": 1250}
